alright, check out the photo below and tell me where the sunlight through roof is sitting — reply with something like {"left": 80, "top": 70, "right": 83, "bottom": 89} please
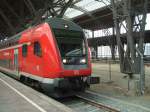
{"left": 65, "top": 0, "right": 110, "bottom": 18}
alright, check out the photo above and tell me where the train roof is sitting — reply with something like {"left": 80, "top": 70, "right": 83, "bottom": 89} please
{"left": 46, "top": 17, "right": 83, "bottom": 32}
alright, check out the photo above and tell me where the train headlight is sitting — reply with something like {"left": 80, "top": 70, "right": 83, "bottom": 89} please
{"left": 80, "top": 58, "right": 86, "bottom": 64}
{"left": 63, "top": 59, "right": 67, "bottom": 63}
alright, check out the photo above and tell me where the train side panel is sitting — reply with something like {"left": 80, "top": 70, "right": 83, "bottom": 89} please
{"left": 19, "top": 23, "right": 62, "bottom": 79}
{"left": 0, "top": 48, "right": 19, "bottom": 78}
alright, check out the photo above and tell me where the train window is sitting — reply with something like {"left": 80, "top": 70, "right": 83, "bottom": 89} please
{"left": 22, "top": 44, "right": 27, "bottom": 57}
{"left": 34, "top": 41, "right": 42, "bottom": 57}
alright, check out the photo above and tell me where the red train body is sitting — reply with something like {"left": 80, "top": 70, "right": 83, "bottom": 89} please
{"left": 0, "top": 18, "right": 96, "bottom": 97}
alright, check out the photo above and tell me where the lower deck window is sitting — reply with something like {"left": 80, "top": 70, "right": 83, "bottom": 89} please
{"left": 22, "top": 44, "right": 27, "bottom": 57}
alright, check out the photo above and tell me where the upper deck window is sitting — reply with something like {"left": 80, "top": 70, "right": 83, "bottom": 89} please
{"left": 22, "top": 44, "right": 27, "bottom": 57}
{"left": 53, "top": 29, "right": 83, "bottom": 38}
{"left": 34, "top": 41, "right": 42, "bottom": 57}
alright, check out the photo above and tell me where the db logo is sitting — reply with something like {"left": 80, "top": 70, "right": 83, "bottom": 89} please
{"left": 74, "top": 70, "right": 79, "bottom": 75}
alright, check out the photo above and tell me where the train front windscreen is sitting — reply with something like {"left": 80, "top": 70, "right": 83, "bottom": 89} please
{"left": 53, "top": 29, "right": 88, "bottom": 66}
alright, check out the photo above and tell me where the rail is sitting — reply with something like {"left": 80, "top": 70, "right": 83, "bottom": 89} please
{"left": 76, "top": 94, "right": 120, "bottom": 112}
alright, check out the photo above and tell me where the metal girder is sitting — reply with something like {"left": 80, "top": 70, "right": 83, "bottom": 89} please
{"left": 95, "top": 0, "right": 149, "bottom": 95}
{"left": 96, "top": 0, "right": 147, "bottom": 71}
{"left": 137, "top": 0, "right": 148, "bottom": 92}
{"left": 45, "top": 0, "right": 82, "bottom": 17}
{"left": 111, "top": 0, "right": 124, "bottom": 71}
{"left": 110, "top": 0, "right": 148, "bottom": 73}
{"left": 31, "top": 0, "right": 81, "bottom": 22}
{"left": 96, "top": 0, "right": 148, "bottom": 90}
{"left": 58, "top": 0, "right": 74, "bottom": 18}
{"left": 123, "top": 0, "right": 135, "bottom": 68}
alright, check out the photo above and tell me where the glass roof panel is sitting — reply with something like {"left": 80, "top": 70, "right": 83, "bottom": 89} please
{"left": 75, "top": 0, "right": 110, "bottom": 11}
{"left": 64, "top": 0, "right": 110, "bottom": 18}
{"left": 64, "top": 8, "right": 84, "bottom": 18}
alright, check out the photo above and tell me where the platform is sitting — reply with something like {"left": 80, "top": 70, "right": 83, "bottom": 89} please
{"left": 0, "top": 72, "right": 74, "bottom": 112}
{"left": 90, "top": 62, "right": 150, "bottom": 111}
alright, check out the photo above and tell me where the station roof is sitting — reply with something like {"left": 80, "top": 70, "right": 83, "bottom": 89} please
{"left": 0, "top": 0, "right": 112, "bottom": 39}
{"left": 65, "top": 0, "right": 110, "bottom": 18}
{"left": 0, "top": 0, "right": 150, "bottom": 39}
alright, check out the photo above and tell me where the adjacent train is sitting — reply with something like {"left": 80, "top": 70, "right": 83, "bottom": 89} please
{"left": 0, "top": 18, "right": 99, "bottom": 97}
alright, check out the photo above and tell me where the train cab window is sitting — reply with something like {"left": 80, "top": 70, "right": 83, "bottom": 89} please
{"left": 22, "top": 44, "right": 27, "bottom": 57}
{"left": 34, "top": 41, "right": 42, "bottom": 57}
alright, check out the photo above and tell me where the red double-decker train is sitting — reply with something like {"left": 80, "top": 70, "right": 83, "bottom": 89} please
{"left": 0, "top": 18, "right": 98, "bottom": 97}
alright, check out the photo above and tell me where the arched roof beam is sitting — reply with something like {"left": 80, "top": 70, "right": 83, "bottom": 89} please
{"left": 2, "top": 0, "right": 24, "bottom": 26}
{"left": 2, "top": 0, "right": 20, "bottom": 19}
{"left": 23, "top": 0, "right": 36, "bottom": 17}
{"left": 40, "top": 0, "right": 82, "bottom": 18}
{"left": 58, "top": 0, "right": 74, "bottom": 18}
{"left": 0, "top": 10, "right": 15, "bottom": 34}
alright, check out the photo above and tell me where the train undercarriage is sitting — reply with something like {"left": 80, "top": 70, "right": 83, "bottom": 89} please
{"left": 20, "top": 75, "right": 99, "bottom": 98}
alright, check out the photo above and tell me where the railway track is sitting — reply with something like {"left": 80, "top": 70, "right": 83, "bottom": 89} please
{"left": 59, "top": 90, "right": 150, "bottom": 112}
{"left": 59, "top": 93, "right": 120, "bottom": 112}
{"left": 76, "top": 94, "right": 120, "bottom": 112}
{"left": 79, "top": 91, "right": 150, "bottom": 112}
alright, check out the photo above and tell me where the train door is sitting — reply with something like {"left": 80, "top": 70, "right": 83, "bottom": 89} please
{"left": 14, "top": 48, "right": 19, "bottom": 76}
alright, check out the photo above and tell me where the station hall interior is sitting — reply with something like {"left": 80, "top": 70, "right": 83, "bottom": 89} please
{"left": 0, "top": 0, "right": 150, "bottom": 112}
